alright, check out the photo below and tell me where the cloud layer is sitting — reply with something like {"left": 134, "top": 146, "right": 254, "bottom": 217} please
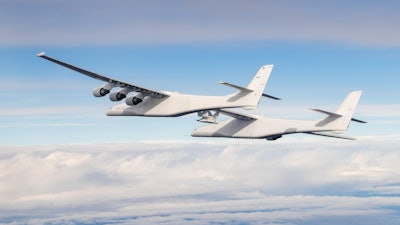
{"left": 2, "top": 0, "right": 400, "bottom": 47}
{"left": 1, "top": 136, "right": 400, "bottom": 224}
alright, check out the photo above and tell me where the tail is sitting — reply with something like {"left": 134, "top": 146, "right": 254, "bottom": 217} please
{"left": 334, "top": 90, "right": 363, "bottom": 130}
{"left": 246, "top": 65, "right": 274, "bottom": 90}
{"left": 312, "top": 91, "right": 364, "bottom": 132}
{"left": 242, "top": 65, "right": 275, "bottom": 109}
{"left": 219, "top": 65, "right": 276, "bottom": 109}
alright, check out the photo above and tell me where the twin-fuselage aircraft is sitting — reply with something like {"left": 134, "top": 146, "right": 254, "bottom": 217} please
{"left": 38, "top": 52, "right": 365, "bottom": 140}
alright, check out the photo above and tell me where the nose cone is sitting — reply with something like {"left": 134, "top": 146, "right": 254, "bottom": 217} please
{"left": 106, "top": 105, "right": 125, "bottom": 116}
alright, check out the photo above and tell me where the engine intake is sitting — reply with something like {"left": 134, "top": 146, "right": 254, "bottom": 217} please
{"left": 109, "top": 92, "right": 127, "bottom": 101}
{"left": 93, "top": 87, "right": 110, "bottom": 97}
{"left": 126, "top": 93, "right": 144, "bottom": 106}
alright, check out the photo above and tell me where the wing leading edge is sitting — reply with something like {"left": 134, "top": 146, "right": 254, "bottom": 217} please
{"left": 37, "top": 52, "right": 168, "bottom": 98}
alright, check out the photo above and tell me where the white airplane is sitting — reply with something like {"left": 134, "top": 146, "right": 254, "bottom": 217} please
{"left": 192, "top": 91, "right": 366, "bottom": 140}
{"left": 38, "top": 52, "right": 279, "bottom": 117}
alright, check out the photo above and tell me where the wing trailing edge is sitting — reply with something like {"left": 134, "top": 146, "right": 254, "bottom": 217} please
{"left": 303, "top": 132, "right": 356, "bottom": 140}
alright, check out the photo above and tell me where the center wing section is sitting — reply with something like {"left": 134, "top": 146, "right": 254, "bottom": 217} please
{"left": 219, "top": 109, "right": 258, "bottom": 121}
{"left": 37, "top": 52, "right": 168, "bottom": 98}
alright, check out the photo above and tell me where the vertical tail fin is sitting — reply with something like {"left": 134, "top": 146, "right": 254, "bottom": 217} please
{"left": 244, "top": 65, "right": 274, "bottom": 108}
{"left": 246, "top": 65, "right": 274, "bottom": 92}
{"left": 334, "top": 90, "right": 363, "bottom": 130}
{"left": 313, "top": 91, "right": 363, "bottom": 132}
{"left": 219, "top": 65, "right": 274, "bottom": 109}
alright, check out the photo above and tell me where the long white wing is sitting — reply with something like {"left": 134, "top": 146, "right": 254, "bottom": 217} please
{"left": 219, "top": 109, "right": 258, "bottom": 121}
{"left": 37, "top": 52, "right": 169, "bottom": 98}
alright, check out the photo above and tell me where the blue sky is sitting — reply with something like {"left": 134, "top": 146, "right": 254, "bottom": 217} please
{"left": 1, "top": 1, "right": 400, "bottom": 224}
{"left": 1, "top": 42, "right": 399, "bottom": 144}
{"left": 0, "top": 0, "right": 399, "bottom": 145}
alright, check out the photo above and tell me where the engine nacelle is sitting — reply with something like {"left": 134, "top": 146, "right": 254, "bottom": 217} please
{"left": 109, "top": 92, "right": 127, "bottom": 101}
{"left": 92, "top": 87, "right": 110, "bottom": 97}
{"left": 125, "top": 93, "right": 144, "bottom": 106}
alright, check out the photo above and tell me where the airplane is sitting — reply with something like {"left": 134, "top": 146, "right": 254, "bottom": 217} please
{"left": 191, "top": 91, "right": 366, "bottom": 140}
{"left": 37, "top": 52, "right": 280, "bottom": 117}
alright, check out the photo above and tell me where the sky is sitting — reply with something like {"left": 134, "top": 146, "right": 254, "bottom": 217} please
{"left": 0, "top": 0, "right": 400, "bottom": 224}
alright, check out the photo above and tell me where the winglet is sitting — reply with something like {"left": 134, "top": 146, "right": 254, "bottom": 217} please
{"left": 37, "top": 52, "right": 46, "bottom": 57}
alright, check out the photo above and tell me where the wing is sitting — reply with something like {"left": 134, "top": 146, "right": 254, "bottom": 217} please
{"left": 219, "top": 109, "right": 258, "bottom": 121}
{"left": 303, "top": 132, "right": 356, "bottom": 140}
{"left": 37, "top": 52, "right": 169, "bottom": 98}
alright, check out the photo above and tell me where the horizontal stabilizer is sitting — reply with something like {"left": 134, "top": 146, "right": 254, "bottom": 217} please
{"left": 310, "top": 108, "right": 342, "bottom": 117}
{"left": 262, "top": 93, "right": 281, "bottom": 100}
{"left": 219, "top": 82, "right": 253, "bottom": 92}
{"left": 351, "top": 118, "right": 367, "bottom": 123}
{"left": 311, "top": 108, "right": 366, "bottom": 123}
{"left": 219, "top": 82, "right": 280, "bottom": 100}
{"left": 304, "top": 132, "right": 356, "bottom": 140}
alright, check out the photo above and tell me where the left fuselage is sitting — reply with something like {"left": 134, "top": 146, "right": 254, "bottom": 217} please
{"left": 107, "top": 91, "right": 256, "bottom": 117}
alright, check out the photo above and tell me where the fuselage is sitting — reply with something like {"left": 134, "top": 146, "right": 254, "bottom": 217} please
{"left": 191, "top": 116, "right": 346, "bottom": 139}
{"left": 107, "top": 91, "right": 258, "bottom": 117}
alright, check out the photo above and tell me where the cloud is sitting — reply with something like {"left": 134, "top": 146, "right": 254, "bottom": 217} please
{"left": 1, "top": 136, "right": 400, "bottom": 224}
{"left": 2, "top": 0, "right": 400, "bottom": 47}
{"left": 357, "top": 104, "right": 400, "bottom": 118}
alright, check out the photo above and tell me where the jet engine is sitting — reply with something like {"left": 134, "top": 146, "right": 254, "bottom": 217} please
{"left": 92, "top": 87, "right": 110, "bottom": 97}
{"left": 126, "top": 93, "right": 144, "bottom": 106}
{"left": 109, "top": 88, "right": 131, "bottom": 101}
{"left": 92, "top": 83, "right": 114, "bottom": 97}
{"left": 109, "top": 92, "right": 127, "bottom": 101}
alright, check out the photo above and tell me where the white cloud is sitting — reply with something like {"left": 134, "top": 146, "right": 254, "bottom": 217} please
{"left": 357, "top": 104, "right": 400, "bottom": 118}
{"left": 1, "top": 0, "right": 400, "bottom": 47}
{"left": 1, "top": 136, "right": 400, "bottom": 224}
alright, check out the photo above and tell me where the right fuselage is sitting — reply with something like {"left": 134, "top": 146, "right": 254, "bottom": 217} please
{"left": 191, "top": 116, "right": 344, "bottom": 139}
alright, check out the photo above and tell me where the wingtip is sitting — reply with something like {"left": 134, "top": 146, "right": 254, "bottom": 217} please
{"left": 37, "top": 52, "right": 46, "bottom": 57}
